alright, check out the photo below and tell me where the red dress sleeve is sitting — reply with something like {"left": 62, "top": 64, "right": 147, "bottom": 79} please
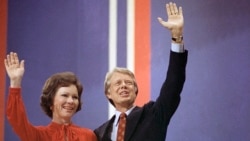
{"left": 6, "top": 88, "right": 39, "bottom": 141}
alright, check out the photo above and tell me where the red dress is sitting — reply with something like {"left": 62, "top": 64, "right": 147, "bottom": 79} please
{"left": 6, "top": 88, "right": 97, "bottom": 141}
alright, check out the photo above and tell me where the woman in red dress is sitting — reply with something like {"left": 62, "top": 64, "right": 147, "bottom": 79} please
{"left": 4, "top": 52, "right": 97, "bottom": 141}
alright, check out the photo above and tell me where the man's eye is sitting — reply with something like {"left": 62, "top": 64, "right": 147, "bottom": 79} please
{"left": 126, "top": 81, "right": 133, "bottom": 85}
{"left": 115, "top": 81, "right": 121, "bottom": 86}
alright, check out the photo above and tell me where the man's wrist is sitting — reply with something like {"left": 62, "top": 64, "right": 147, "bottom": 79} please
{"left": 172, "top": 36, "right": 183, "bottom": 44}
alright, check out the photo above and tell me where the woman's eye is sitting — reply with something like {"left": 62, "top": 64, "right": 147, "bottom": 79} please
{"left": 62, "top": 94, "right": 68, "bottom": 97}
{"left": 73, "top": 96, "right": 79, "bottom": 99}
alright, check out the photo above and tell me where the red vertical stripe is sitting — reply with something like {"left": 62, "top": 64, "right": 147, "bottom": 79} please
{"left": 134, "top": 0, "right": 151, "bottom": 106}
{"left": 0, "top": 0, "right": 7, "bottom": 140}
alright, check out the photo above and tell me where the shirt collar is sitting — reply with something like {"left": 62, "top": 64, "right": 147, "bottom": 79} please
{"left": 114, "top": 106, "right": 136, "bottom": 126}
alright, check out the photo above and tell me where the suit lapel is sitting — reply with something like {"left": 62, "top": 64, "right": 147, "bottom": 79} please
{"left": 102, "top": 116, "right": 115, "bottom": 141}
{"left": 125, "top": 106, "right": 143, "bottom": 141}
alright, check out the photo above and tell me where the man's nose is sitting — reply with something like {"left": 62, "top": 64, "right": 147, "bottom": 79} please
{"left": 121, "top": 81, "right": 127, "bottom": 88}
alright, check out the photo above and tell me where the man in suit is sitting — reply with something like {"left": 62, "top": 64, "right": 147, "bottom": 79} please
{"left": 94, "top": 2, "right": 187, "bottom": 141}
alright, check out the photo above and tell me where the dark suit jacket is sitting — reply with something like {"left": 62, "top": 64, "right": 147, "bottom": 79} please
{"left": 94, "top": 51, "right": 188, "bottom": 141}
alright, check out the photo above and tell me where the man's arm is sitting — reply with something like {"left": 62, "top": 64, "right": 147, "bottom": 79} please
{"left": 154, "top": 2, "right": 187, "bottom": 122}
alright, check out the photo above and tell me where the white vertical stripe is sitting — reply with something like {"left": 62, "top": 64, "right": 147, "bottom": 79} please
{"left": 127, "top": 0, "right": 135, "bottom": 73}
{"left": 108, "top": 0, "right": 117, "bottom": 119}
{"left": 108, "top": 0, "right": 135, "bottom": 119}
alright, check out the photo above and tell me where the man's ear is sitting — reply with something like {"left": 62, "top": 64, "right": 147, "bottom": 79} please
{"left": 106, "top": 91, "right": 111, "bottom": 99}
{"left": 106, "top": 89, "right": 111, "bottom": 98}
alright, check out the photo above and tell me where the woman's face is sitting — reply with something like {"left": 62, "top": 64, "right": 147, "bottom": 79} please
{"left": 51, "top": 84, "right": 79, "bottom": 123}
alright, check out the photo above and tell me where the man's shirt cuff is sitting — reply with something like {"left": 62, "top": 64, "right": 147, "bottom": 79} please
{"left": 171, "top": 43, "right": 184, "bottom": 53}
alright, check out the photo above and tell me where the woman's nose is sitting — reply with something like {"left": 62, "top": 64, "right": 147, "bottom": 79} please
{"left": 67, "top": 97, "right": 74, "bottom": 103}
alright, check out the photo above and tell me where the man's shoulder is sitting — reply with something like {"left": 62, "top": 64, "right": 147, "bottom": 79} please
{"left": 95, "top": 120, "right": 110, "bottom": 131}
{"left": 94, "top": 115, "right": 115, "bottom": 133}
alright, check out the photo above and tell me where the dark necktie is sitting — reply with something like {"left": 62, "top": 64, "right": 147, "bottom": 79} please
{"left": 116, "top": 112, "right": 127, "bottom": 141}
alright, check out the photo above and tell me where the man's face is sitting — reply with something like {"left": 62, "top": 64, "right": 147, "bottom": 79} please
{"left": 107, "top": 72, "right": 137, "bottom": 110}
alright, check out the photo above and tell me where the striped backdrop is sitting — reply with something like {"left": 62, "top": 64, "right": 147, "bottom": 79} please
{"left": 1, "top": 0, "right": 151, "bottom": 139}
{"left": 108, "top": 0, "right": 150, "bottom": 118}
{"left": 3, "top": 0, "right": 250, "bottom": 141}
{"left": 0, "top": 0, "right": 7, "bottom": 140}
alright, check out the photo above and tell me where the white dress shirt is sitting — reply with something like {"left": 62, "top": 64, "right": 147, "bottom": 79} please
{"left": 111, "top": 106, "right": 135, "bottom": 141}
